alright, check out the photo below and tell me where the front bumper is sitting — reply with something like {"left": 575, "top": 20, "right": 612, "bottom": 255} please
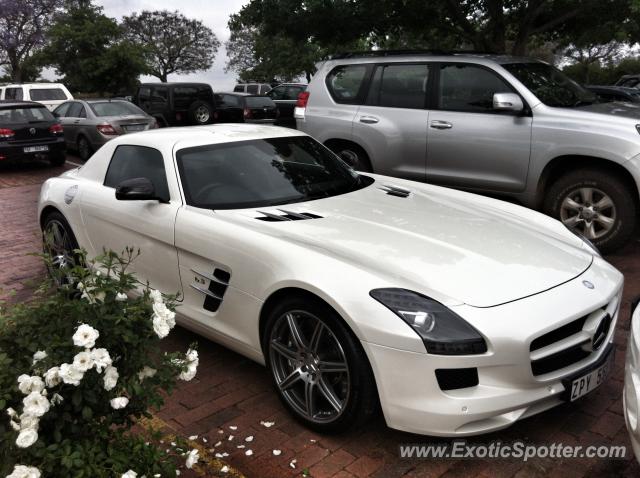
{"left": 0, "top": 138, "right": 65, "bottom": 161}
{"left": 363, "top": 261, "right": 623, "bottom": 436}
{"left": 624, "top": 299, "right": 640, "bottom": 463}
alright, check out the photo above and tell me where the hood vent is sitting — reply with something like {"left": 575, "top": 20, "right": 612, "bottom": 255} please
{"left": 257, "top": 209, "right": 323, "bottom": 222}
{"left": 379, "top": 184, "right": 410, "bottom": 198}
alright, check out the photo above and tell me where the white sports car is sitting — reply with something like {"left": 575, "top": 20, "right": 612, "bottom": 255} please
{"left": 38, "top": 124, "right": 624, "bottom": 436}
{"left": 625, "top": 300, "right": 640, "bottom": 463}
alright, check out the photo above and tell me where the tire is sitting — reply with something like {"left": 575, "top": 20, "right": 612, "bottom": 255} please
{"left": 42, "top": 211, "right": 80, "bottom": 287}
{"left": 329, "top": 143, "right": 372, "bottom": 172}
{"left": 77, "top": 136, "right": 93, "bottom": 161}
{"left": 263, "top": 295, "right": 377, "bottom": 433}
{"left": 49, "top": 152, "right": 66, "bottom": 167}
{"left": 543, "top": 168, "right": 637, "bottom": 253}
{"left": 188, "top": 101, "right": 213, "bottom": 125}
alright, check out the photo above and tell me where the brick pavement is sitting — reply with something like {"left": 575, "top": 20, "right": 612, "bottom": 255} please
{"left": 1, "top": 158, "right": 639, "bottom": 477}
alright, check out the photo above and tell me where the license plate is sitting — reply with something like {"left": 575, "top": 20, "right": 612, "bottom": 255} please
{"left": 569, "top": 352, "right": 613, "bottom": 401}
{"left": 23, "top": 145, "right": 48, "bottom": 153}
{"left": 124, "top": 125, "right": 145, "bottom": 132}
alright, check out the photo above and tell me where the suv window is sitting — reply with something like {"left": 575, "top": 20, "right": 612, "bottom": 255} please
{"left": 267, "top": 86, "right": 285, "bottom": 100}
{"left": 67, "top": 102, "right": 83, "bottom": 117}
{"left": 233, "top": 85, "right": 244, "bottom": 92}
{"left": 246, "top": 84, "right": 259, "bottom": 94}
{"left": 29, "top": 88, "right": 67, "bottom": 101}
{"left": 173, "top": 86, "right": 198, "bottom": 109}
{"left": 438, "top": 64, "right": 513, "bottom": 112}
{"left": 138, "top": 87, "right": 151, "bottom": 101}
{"left": 368, "top": 64, "right": 429, "bottom": 109}
{"left": 326, "top": 64, "right": 370, "bottom": 104}
{"left": 5, "top": 87, "right": 23, "bottom": 100}
{"left": 150, "top": 86, "right": 168, "bottom": 104}
{"left": 104, "top": 145, "right": 169, "bottom": 201}
{"left": 221, "top": 94, "right": 241, "bottom": 107}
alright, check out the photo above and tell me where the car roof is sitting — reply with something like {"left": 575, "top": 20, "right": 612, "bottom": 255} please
{"left": 139, "top": 82, "right": 210, "bottom": 87}
{"left": 0, "top": 100, "right": 47, "bottom": 108}
{"left": 216, "top": 92, "right": 266, "bottom": 97}
{"left": 3, "top": 83, "right": 67, "bottom": 88}
{"left": 323, "top": 51, "right": 541, "bottom": 67}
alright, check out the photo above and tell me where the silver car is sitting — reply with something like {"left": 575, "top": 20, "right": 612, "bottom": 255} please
{"left": 296, "top": 52, "right": 640, "bottom": 252}
{"left": 53, "top": 99, "right": 156, "bottom": 161}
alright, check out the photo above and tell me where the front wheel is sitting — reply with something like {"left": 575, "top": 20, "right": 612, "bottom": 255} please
{"left": 544, "top": 169, "right": 637, "bottom": 253}
{"left": 264, "top": 296, "right": 377, "bottom": 433}
{"left": 188, "top": 101, "right": 213, "bottom": 125}
{"left": 42, "top": 211, "right": 80, "bottom": 286}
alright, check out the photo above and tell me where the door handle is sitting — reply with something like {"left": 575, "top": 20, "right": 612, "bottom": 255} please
{"left": 359, "top": 116, "right": 379, "bottom": 124}
{"left": 430, "top": 120, "right": 453, "bottom": 130}
{"left": 73, "top": 120, "right": 80, "bottom": 124}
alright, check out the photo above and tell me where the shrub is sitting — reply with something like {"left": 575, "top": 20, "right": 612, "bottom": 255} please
{"left": 0, "top": 249, "right": 199, "bottom": 477}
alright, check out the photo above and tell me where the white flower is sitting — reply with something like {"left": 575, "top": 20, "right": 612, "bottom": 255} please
{"left": 43, "top": 367, "right": 62, "bottom": 388}
{"left": 10, "top": 419, "right": 20, "bottom": 431}
{"left": 59, "top": 363, "right": 84, "bottom": 386}
{"left": 272, "top": 449, "right": 282, "bottom": 456}
{"left": 152, "top": 314, "right": 171, "bottom": 339}
{"left": 16, "top": 428, "right": 38, "bottom": 448}
{"left": 72, "top": 350, "right": 94, "bottom": 372}
{"left": 103, "top": 365, "right": 119, "bottom": 391}
{"left": 221, "top": 466, "right": 229, "bottom": 473}
{"left": 17, "top": 375, "right": 45, "bottom": 395}
{"left": 115, "top": 292, "right": 128, "bottom": 301}
{"left": 137, "top": 366, "right": 157, "bottom": 381}
{"left": 22, "top": 392, "right": 50, "bottom": 417}
{"left": 185, "top": 449, "right": 199, "bottom": 469}
{"left": 179, "top": 363, "right": 197, "bottom": 382}
{"left": 110, "top": 397, "right": 129, "bottom": 409}
{"left": 72, "top": 324, "right": 99, "bottom": 348}
{"left": 245, "top": 449, "right": 253, "bottom": 456}
{"left": 245, "top": 436, "right": 253, "bottom": 442}
{"left": 50, "top": 393, "right": 64, "bottom": 406}
{"left": 32, "top": 351, "right": 47, "bottom": 365}
{"left": 90, "top": 348, "right": 112, "bottom": 373}
{"left": 149, "top": 289, "right": 163, "bottom": 303}
{"left": 121, "top": 471, "right": 137, "bottom": 478}
{"left": 179, "top": 348, "right": 199, "bottom": 381}
{"left": 6, "top": 465, "right": 41, "bottom": 478}
{"left": 19, "top": 413, "right": 39, "bottom": 431}
{"left": 185, "top": 348, "right": 198, "bottom": 363}
{"left": 6, "top": 407, "right": 17, "bottom": 418}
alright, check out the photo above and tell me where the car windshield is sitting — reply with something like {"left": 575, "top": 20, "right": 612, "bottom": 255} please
{"left": 177, "top": 136, "right": 371, "bottom": 209}
{"left": 0, "top": 106, "right": 54, "bottom": 123}
{"left": 503, "top": 62, "right": 597, "bottom": 107}
{"left": 245, "top": 96, "right": 275, "bottom": 107}
{"left": 90, "top": 101, "right": 145, "bottom": 117}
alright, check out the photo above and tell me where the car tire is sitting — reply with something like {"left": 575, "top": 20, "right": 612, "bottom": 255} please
{"left": 544, "top": 168, "right": 637, "bottom": 253}
{"left": 330, "top": 144, "right": 372, "bottom": 172}
{"left": 49, "top": 152, "right": 66, "bottom": 167}
{"left": 42, "top": 211, "right": 80, "bottom": 286}
{"left": 188, "top": 101, "right": 213, "bottom": 125}
{"left": 77, "top": 136, "right": 93, "bottom": 161}
{"left": 263, "top": 295, "right": 377, "bottom": 433}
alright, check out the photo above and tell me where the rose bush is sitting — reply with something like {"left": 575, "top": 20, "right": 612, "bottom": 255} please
{"left": 0, "top": 249, "right": 199, "bottom": 477}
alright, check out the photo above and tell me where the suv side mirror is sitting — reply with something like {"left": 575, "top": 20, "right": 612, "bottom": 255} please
{"left": 493, "top": 93, "right": 524, "bottom": 112}
{"left": 115, "top": 177, "right": 163, "bottom": 201}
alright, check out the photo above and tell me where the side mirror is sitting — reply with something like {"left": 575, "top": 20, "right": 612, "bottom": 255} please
{"left": 493, "top": 92, "right": 524, "bottom": 112}
{"left": 115, "top": 177, "right": 162, "bottom": 201}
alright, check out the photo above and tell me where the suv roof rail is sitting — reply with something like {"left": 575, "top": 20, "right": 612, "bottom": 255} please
{"left": 327, "top": 49, "right": 497, "bottom": 60}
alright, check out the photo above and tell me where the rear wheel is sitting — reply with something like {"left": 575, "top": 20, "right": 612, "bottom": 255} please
{"left": 188, "top": 101, "right": 213, "bottom": 125}
{"left": 42, "top": 211, "right": 80, "bottom": 286}
{"left": 544, "top": 169, "right": 637, "bottom": 252}
{"left": 328, "top": 143, "right": 372, "bottom": 172}
{"left": 264, "top": 296, "right": 377, "bottom": 433}
{"left": 77, "top": 136, "right": 93, "bottom": 161}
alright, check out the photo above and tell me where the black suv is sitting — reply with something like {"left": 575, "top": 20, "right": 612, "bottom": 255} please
{"left": 133, "top": 83, "right": 216, "bottom": 127}
{"left": 0, "top": 100, "right": 65, "bottom": 166}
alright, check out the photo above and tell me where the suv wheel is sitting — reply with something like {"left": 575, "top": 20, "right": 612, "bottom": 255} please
{"left": 544, "top": 169, "right": 637, "bottom": 252}
{"left": 329, "top": 144, "right": 372, "bottom": 172}
{"left": 189, "top": 101, "right": 212, "bottom": 125}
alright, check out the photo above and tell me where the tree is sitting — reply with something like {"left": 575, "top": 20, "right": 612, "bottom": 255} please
{"left": 40, "top": 2, "right": 147, "bottom": 94}
{"left": 122, "top": 10, "right": 219, "bottom": 82}
{"left": 0, "top": 0, "right": 62, "bottom": 82}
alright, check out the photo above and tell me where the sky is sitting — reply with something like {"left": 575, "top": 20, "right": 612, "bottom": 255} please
{"left": 45, "top": 0, "right": 250, "bottom": 90}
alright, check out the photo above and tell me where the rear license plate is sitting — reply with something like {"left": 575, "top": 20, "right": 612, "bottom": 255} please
{"left": 23, "top": 145, "right": 49, "bottom": 153}
{"left": 124, "top": 125, "right": 145, "bottom": 132}
{"left": 569, "top": 351, "right": 613, "bottom": 401}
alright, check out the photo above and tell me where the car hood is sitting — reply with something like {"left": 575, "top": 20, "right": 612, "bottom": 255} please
{"left": 576, "top": 101, "right": 640, "bottom": 119}
{"left": 221, "top": 179, "right": 593, "bottom": 308}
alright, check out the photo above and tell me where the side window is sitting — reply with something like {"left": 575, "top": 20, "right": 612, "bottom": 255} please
{"left": 233, "top": 85, "right": 244, "bottom": 92}
{"left": 222, "top": 95, "right": 241, "bottom": 107}
{"left": 370, "top": 64, "right": 429, "bottom": 109}
{"left": 246, "top": 84, "right": 259, "bottom": 94}
{"left": 5, "top": 88, "right": 23, "bottom": 100}
{"left": 173, "top": 87, "right": 198, "bottom": 108}
{"left": 104, "top": 145, "right": 170, "bottom": 201}
{"left": 326, "top": 64, "right": 370, "bottom": 104}
{"left": 67, "top": 102, "right": 83, "bottom": 117}
{"left": 138, "top": 87, "right": 151, "bottom": 101}
{"left": 151, "top": 87, "right": 168, "bottom": 104}
{"left": 54, "top": 102, "right": 71, "bottom": 118}
{"left": 268, "top": 86, "right": 284, "bottom": 100}
{"left": 439, "top": 64, "right": 513, "bottom": 112}
{"left": 78, "top": 106, "right": 87, "bottom": 118}
{"left": 285, "top": 86, "right": 305, "bottom": 100}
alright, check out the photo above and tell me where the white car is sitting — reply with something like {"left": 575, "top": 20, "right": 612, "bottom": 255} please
{"left": 37, "top": 124, "right": 624, "bottom": 436}
{"left": 625, "top": 300, "right": 640, "bottom": 462}
{"left": 2, "top": 83, "right": 73, "bottom": 111}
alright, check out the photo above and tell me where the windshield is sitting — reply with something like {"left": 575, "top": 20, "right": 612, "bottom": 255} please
{"left": 177, "top": 136, "right": 371, "bottom": 209}
{"left": 503, "top": 62, "right": 597, "bottom": 107}
{"left": 90, "top": 101, "right": 145, "bottom": 117}
{"left": 0, "top": 106, "right": 54, "bottom": 123}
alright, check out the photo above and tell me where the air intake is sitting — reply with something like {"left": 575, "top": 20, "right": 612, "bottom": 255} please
{"left": 256, "top": 209, "right": 323, "bottom": 221}
{"left": 379, "top": 184, "right": 410, "bottom": 198}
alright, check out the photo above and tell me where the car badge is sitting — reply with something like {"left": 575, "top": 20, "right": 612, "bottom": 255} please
{"left": 582, "top": 280, "right": 595, "bottom": 289}
{"left": 29, "top": 127, "right": 36, "bottom": 135}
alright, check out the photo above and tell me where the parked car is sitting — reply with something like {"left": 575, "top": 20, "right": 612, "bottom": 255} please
{"left": 233, "top": 82, "right": 273, "bottom": 95}
{"left": 615, "top": 74, "right": 640, "bottom": 89}
{"left": 53, "top": 99, "right": 156, "bottom": 161}
{"left": 0, "top": 83, "right": 73, "bottom": 111}
{"left": 296, "top": 50, "right": 640, "bottom": 252}
{"left": 133, "top": 82, "right": 216, "bottom": 127}
{"left": 214, "top": 93, "right": 278, "bottom": 124}
{"left": 626, "top": 299, "right": 640, "bottom": 464}
{"left": 585, "top": 85, "right": 640, "bottom": 103}
{"left": 39, "top": 124, "right": 622, "bottom": 436}
{"left": 0, "top": 100, "right": 65, "bottom": 166}
{"left": 267, "top": 83, "right": 307, "bottom": 127}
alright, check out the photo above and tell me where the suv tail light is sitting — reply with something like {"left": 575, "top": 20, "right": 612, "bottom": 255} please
{"left": 296, "top": 91, "right": 310, "bottom": 108}
{"left": 96, "top": 123, "right": 117, "bottom": 135}
{"left": 49, "top": 124, "right": 63, "bottom": 135}
{"left": 0, "top": 128, "right": 15, "bottom": 139}
{"left": 243, "top": 108, "right": 252, "bottom": 119}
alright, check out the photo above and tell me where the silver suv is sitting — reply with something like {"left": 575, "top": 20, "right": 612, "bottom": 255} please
{"left": 296, "top": 51, "right": 640, "bottom": 252}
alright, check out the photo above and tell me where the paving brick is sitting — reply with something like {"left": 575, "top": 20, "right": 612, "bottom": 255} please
{"left": 590, "top": 411, "right": 626, "bottom": 439}
{"left": 310, "top": 449, "right": 357, "bottom": 477}
{"left": 345, "top": 455, "right": 384, "bottom": 477}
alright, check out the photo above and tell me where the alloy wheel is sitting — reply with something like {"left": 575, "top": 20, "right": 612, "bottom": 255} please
{"left": 560, "top": 187, "right": 617, "bottom": 240}
{"left": 195, "top": 106, "right": 210, "bottom": 123}
{"left": 44, "top": 219, "right": 75, "bottom": 284}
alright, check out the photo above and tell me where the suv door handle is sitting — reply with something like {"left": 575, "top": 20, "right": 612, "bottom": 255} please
{"left": 430, "top": 120, "right": 453, "bottom": 130}
{"left": 359, "top": 116, "right": 379, "bottom": 124}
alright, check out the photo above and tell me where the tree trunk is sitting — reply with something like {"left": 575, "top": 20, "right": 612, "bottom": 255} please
{"left": 160, "top": 72, "right": 168, "bottom": 82}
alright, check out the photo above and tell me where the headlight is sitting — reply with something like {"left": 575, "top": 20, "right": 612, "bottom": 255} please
{"left": 566, "top": 226, "right": 601, "bottom": 257}
{"left": 370, "top": 288, "right": 487, "bottom": 355}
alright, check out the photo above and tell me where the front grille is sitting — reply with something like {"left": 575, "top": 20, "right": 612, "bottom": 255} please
{"left": 435, "top": 368, "right": 479, "bottom": 391}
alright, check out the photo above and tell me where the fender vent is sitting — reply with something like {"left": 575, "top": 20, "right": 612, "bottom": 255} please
{"left": 256, "top": 209, "right": 323, "bottom": 221}
{"left": 379, "top": 184, "right": 410, "bottom": 198}
{"left": 190, "top": 268, "right": 231, "bottom": 312}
